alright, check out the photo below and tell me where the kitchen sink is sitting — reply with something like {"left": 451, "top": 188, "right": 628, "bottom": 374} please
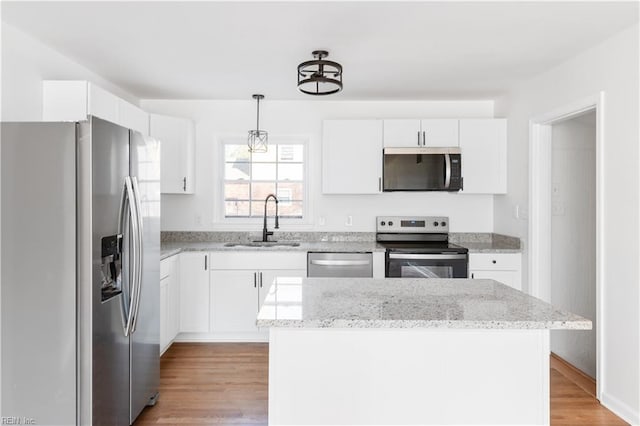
{"left": 224, "top": 241, "right": 301, "bottom": 248}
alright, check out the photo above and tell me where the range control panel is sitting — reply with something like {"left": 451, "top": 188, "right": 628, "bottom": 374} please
{"left": 376, "top": 216, "right": 449, "bottom": 233}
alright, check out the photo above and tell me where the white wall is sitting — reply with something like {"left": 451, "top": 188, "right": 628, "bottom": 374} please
{"left": 140, "top": 99, "right": 496, "bottom": 233}
{"left": 494, "top": 24, "right": 639, "bottom": 423}
{"left": 1, "top": 22, "right": 139, "bottom": 121}
{"left": 550, "top": 112, "right": 596, "bottom": 378}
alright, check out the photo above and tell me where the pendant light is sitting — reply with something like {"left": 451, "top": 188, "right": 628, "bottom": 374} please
{"left": 297, "top": 50, "right": 343, "bottom": 96}
{"left": 248, "top": 94, "right": 268, "bottom": 153}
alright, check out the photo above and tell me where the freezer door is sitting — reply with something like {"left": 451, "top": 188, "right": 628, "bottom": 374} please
{"left": 1, "top": 122, "right": 77, "bottom": 425}
{"left": 90, "top": 117, "right": 132, "bottom": 426}
{"left": 129, "top": 129, "right": 161, "bottom": 423}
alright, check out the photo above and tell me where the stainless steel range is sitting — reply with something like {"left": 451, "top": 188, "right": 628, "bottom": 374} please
{"left": 376, "top": 216, "right": 468, "bottom": 278}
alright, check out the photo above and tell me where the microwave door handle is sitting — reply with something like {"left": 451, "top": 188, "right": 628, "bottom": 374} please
{"left": 444, "top": 153, "right": 452, "bottom": 189}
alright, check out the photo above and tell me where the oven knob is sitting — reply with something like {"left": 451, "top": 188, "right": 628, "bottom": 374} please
{"left": 441, "top": 221, "right": 447, "bottom": 227}
{"left": 388, "top": 221, "right": 394, "bottom": 226}
{"left": 380, "top": 221, "right": 386, "bottom": 226}
{"left": 433, "top": 221, "right": 439, "bottom": 226}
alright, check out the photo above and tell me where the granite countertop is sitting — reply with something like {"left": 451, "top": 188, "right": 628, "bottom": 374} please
{"left": 160, "top": 231, "right": 522, "bottom": 259}
{"left": 256, "top": 277, "right": 591, "bottom": 330}
{"left": 161, "top": 241, "right": 386, "bottom": 260}
{"left": 456, "top": 241, "right": 521, "bottom": 253}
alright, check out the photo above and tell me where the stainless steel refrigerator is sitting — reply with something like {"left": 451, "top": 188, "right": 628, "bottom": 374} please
{"left": 1, "top": 116, "right": 160, "bottom": 425}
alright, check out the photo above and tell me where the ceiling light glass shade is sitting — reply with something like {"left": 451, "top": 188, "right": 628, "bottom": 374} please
{"left": 248, "top": 94, "right": 268, "bottom": 153}
{"left": 297, "top": 50, "right": 343, "bottom": 96}
{"left": 248, "top": 129, "right": 268, "bottom": 153}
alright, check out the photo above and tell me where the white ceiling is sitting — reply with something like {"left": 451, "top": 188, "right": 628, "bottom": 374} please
{"left": 2, "top": 1, "right": 638, "bottom": 100}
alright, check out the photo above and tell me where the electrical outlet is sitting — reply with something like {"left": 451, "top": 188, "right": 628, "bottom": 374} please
{"left": 514, "top": 205, "right": 529, "bottom": 220}
{"left": 195, "top": 214, "right": 202, "bottom": 225}
{"left": 345, "top": 215, "right": 353, "bottom": 226}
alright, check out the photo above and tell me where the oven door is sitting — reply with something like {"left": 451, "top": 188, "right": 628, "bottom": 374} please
{"left": 386, "top": 252, "right": 468, "bottom": 278}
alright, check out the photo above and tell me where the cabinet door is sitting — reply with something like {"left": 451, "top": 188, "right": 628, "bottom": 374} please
{"left": 150, "top": 114, "right": 195, "bottom": 194}
{"left": 42, "top": 80, "right": 89, "bottom": 122}
{"left": 258, "top": 269, "right": 307, "bottom": 308}
{"left": 168, "top": 270, "right": 180, "bottom": 342}
{"left": 160, "top": 278, "right": 169, "bottom": 353}
{"left": 322, "top": 120, "right": 383, "bottom": 194}
{"left": 118, "top": 99, "right": 149, "bottom": 135}
{"left": 420, "top": 119, "right": 459, "bottom": 147}
{"left": 383, "top": 119, "right": 422, "bottom": 147}
{"left": 88, "top": 82, "right": 120, "bottom": 124}
{"left": 459, "top": 119, "right": 507, "bottom": 194}
{"left": 258, "top": 270, "right": 306, "bottom": 337}
{"left": 470, "top": 270, "right": 521, "bottom": 291}
{"left": 179, "top": 253, "right": 210, "bottom": 332}
{"left": 210, "top": 270, "right": 259, "bottom": 334}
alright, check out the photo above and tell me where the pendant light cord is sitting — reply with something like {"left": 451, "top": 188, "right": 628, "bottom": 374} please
{"left": 256, "top": 96, "right": 260, "bottom": 131}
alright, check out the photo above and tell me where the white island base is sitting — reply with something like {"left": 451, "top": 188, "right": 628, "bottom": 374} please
{"left": 268, "top": 328, "right": 550, "bottom": 425}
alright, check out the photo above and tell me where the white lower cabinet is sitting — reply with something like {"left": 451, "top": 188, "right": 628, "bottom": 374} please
{"left": 210, "top": 270, "right": 260, "bottom": 334}
{"left": 179, "top": 252, "right": 210, "bottom": 333}
{"left": 160, "top": 255, "right": 180, "bottom": 354}
{"left": 469, "top": 253, "right": 522, "bottom": 291}
{"left": 209, "top": 252, "right": 307, "bottom": 340}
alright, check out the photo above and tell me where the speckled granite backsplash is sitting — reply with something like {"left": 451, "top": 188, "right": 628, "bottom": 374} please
{"left": 161, "top": 231, "right": 521, "bottom": 248}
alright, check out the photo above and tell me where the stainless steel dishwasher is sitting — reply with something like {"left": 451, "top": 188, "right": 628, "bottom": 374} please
{"left": 307, "top": 252, "right": 373, "bottom": 277}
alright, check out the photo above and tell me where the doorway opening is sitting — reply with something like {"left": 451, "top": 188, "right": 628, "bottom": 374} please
{"left": 528, "top": 93, "right": 604, "bottom": 400}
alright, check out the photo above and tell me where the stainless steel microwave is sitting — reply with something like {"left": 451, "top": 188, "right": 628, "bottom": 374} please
{"left": 383, "top": 147, "right": 463, "bottom": 192}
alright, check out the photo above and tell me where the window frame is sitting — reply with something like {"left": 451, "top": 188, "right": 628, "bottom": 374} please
{"left": 215, "top": 136, "right": 311, "bottom": 227}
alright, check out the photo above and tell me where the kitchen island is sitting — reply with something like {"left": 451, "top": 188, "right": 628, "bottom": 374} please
{"left": 257, "top": 278, "right": 590, "bottom": 425}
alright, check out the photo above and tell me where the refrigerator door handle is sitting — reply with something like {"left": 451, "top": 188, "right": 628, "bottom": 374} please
{"left": 130, "top": 176, "right": 144, "bottom": 333}
{"left": 118, "top": 176, "right": 139, "bottom": 337}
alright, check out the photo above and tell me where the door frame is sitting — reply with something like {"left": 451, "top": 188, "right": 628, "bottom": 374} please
{"left": 528, "top": 91, "right": 604, "bottom": 399}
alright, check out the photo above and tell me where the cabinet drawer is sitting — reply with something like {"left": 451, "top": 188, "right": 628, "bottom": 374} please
{"left": 468, "top": 253, "right": 521, "bottom": 270}
{"left": 160, "top": 256, "right": 176, "bottom": 280}
{"left": 209, "top": 251, "right": 307, "bottom": 270}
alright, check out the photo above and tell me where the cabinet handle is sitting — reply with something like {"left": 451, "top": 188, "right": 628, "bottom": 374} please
{"left": 204, "top": 255, "right": 207, "bottom": 270}
{"left": 183, "top": 176, "right": 187, "bottom": 192}
{"left": 422, "top": 130, "right": 426, "bottom": 146}
{"left": 417, "top": 131, "right": 421, "bottom": 146}
{"left": 492, "top": 260, "right": 497, "bottom": 264}
{"left": 471, "top": 273, "right": 475, "bottom": 279}
{"left": 259, "top": 272, "right": 263, "bottom": 288}
{"left": 378, "top": 177, "right": 382, "bottom": 191}
{"left": 254, "top": 272, "right": 257, "bottom": 288}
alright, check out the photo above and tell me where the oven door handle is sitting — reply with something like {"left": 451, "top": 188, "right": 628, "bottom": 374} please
{"left": 388, "top": 253, "right": 467, "bottom": 260}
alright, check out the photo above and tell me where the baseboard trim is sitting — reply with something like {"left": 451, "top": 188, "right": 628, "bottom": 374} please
{"left": 550, "top": 352, "right": 596, "bottom": 397}
{"left": 600, "top": 392, "right": 639, "bottom": 426}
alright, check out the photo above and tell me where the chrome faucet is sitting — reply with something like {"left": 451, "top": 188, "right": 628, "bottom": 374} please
{"left": 262, "top": 194, "right": 279, "bottom": 242}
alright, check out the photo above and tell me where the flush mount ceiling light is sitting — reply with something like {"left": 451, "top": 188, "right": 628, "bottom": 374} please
{"left": 248, "top": 94, "right": 268, "bottom": 153}
{"left": 297, "top": 50, "right": 343, "bottom": 96}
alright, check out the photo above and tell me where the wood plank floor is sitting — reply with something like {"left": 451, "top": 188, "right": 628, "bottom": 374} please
{"left": 135, "top": 342, "right": 627, "bottom": 425}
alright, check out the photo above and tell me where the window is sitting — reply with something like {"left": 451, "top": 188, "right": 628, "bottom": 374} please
{"left": 223, "top": 141, "right": 305, "bottom": 219}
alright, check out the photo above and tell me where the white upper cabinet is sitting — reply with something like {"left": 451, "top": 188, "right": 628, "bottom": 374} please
{"left": 149, "top": 114, "right": 196, "bottom": 194}
{"left": 42, "top": 80, "right": 149, "bottom": 135}
{"left": 118, "top": 98, "right": 149, "bottom": 136}
{"left": 459, "top": 119, "right": 507, "bottom": 194}
{"left": 383, "top": 119, "right": 459, "bottom": 147}
{"left": 383, "top": 119, "right": 422, "bottom": 147}
{"left": 87, "top": 82, "right": 119, "bottom": 124}
{"left": 421, "top": 119, "right": 459, "bottom": 147}
{"left": 322, "top": 120, "right": 383, "bottom": 194}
